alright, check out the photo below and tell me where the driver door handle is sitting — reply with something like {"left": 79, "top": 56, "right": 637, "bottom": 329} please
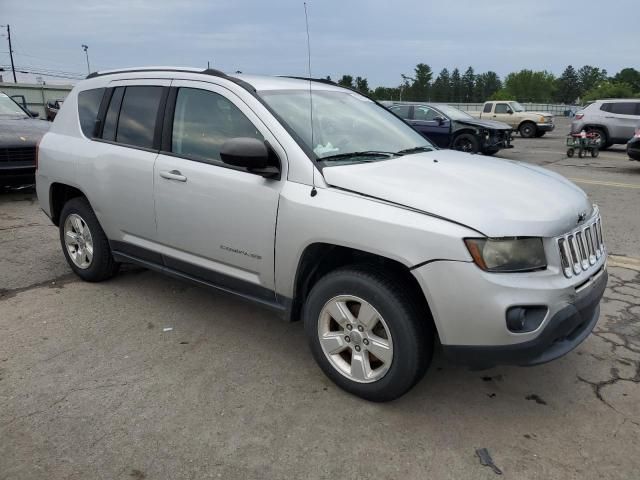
{"left": 159, "top": 170, "right": 187, "bottom": 182}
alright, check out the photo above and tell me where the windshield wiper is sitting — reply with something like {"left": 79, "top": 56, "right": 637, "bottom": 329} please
{"left": 396, "top": 146, "right": 434, "bottom": 155}
{"left": 320, "top": 151, "right": 398, "bottom": 162}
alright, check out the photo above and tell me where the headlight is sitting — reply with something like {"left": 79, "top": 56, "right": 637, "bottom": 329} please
{"left": 539, "top": 116, "right": 546, "bottom": 123}
{"left": 464, "top": 237, "right": 547, "bottom": 272}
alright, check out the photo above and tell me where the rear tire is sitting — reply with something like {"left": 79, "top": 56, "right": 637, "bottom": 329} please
{"left": 303, "top": 266, "right": 433, "bottom": 402}
{"left": 452, "top": 133, "right": 480, "bottom": 154}
{"left": 587, "top": 128, "right": 609, "bottom": 150}
{"left": 519, "top": 122, "right": 537, "bottom": 138}
{"left": 59, "top": 197, "right": 119, "bottom": 282}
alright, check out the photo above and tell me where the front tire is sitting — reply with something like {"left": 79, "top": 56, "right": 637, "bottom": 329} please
{"left": 519, "top": 122, "right": 537, "bottom": 138}
{"left": 303, "top": 266, "right": 433, "bottom": 402}
{"left": 59, "top": 197, "right": 119, "bottom": 282}
{"left": 535, "top": 131, "right": 546, "bottom": 138}
{"left": 452, "top": 133, "right": 480, "bottom": 154}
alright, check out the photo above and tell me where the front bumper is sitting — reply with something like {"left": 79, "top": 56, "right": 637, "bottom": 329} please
{"left": 536, "top": 122, "right": 555, "bottom": 132}
{"left": 482, "top": 130, "right": 514, "bottom": 150}
{"left": 442, "top": 267, "right": 606, "bottom": 368}
{"left": 0, "top": 165, "right": 36, "bottom": 186}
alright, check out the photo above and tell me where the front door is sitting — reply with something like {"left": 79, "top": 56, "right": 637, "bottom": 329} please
{"left": 409, "top": 105, "right": 451, "bottom": 147}
{"left": 492, "top": 102, "right": 513, "bottom": 126}
{"left": 153, "top": 81, "right": 285, "bottom": 303}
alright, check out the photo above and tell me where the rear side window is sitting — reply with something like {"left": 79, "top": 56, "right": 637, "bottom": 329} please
{"left": 115, "top": 86, "right": 164, "bottom": 148}
{"left": 609, "top": 102, "right": 638, "bottom": 116}
{"left": 390, "top": 105, "right": 411, "bottom": 119}
{"left": 600, "top": 103, "right": 612, "bottom": 112}
{"left": 495, "top": 103, "right": 509, "bottom": 114}
{"left": 77, "top": 88, "right": 105, "bottom": 137}
{"left": 483, "top": 103, "right": 493, "bottom": 113}
{"left": 171, "top": 88, "right": 263, "bottom": 163}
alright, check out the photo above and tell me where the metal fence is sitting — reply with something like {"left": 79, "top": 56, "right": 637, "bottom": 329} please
{"left": 0, "top": 82, "right": 73, "bottom": 118}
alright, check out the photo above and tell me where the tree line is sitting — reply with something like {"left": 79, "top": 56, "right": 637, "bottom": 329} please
{"left": 330, "top": 64, "right": 640, "bottom": 104}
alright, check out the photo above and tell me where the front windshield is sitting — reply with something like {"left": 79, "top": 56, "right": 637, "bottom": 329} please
{"left": 0, "top": 94, "right": 29, "bottom": 118}
{"left": 510, "top": 101, "right": 525, "bottom": 112}
{"left": 433, "top": 104, "right": 473, "bottom": 121}
{"left": 258, "top": 89, "right": 433, "bottom": 163}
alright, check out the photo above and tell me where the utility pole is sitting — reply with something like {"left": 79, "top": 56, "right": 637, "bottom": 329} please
{"left": 82, "top": 44, "right": 90, "bottom": 75}
{"left": 7, "top": 25, "right": 17, "bottom": 82}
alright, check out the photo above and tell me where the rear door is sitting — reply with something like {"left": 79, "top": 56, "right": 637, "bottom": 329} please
{"left": 153, "top": 80, "right": 285, "bottom": 301}
{"left": 409, "top": 105, "right": 451, "bottom": 147}
{"left": 605, "top": 102, "right": 640, "bottom": 140}
{"left": 78, "top": 80, "right": 169, "bottom": 252}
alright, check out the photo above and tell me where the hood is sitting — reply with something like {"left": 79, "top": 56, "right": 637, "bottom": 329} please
{"left": 0, "top": 117, "right": 50, "bottom": 147}
{"left": 322, "top": 150, "right": 592, "bottom": 237}
{"left": 455, "top": 118, "right": 512, "bottom": 131}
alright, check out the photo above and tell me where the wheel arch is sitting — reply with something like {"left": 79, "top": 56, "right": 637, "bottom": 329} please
{"left": 288, "top": 242, "right": 436, "bottom": 332}
{"left": 517, "top": 119, "right": 537, "bottom": 130}
{"left": 49, "top": 183, "right": 87, "bottom": 226}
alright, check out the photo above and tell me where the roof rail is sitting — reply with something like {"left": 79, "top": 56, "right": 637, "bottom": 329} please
{"left": 86, "top": 67, "right": 228, "bottom": 79}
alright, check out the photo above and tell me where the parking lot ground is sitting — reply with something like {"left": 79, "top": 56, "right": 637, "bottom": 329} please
{"left": 1, "top": 117, "right": 639, "bottom": 479}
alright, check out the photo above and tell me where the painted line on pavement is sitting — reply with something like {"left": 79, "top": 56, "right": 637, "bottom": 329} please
{"left": 569, "top": 178, "right": 640, "bottom": 189}
{"left": 608, "top": 255, "right": 640, "bottom": 272}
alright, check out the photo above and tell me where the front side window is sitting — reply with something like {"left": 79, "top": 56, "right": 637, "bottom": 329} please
{"left": 115, "top": 86, "right": 163, "bottom": 148}
{"left": 77, "top": 88, "right": 105, "bottom": 137}
{"left": 414, "top": 106, "right": 439, "bottom": 121}
{"left": 259, "top": 89, "right": 433, "bottom": 163}
{"left": 0, "top": 93, "right": 30, "bottom": 118}
{"left": 495, "top": 103, "right": 509, "bottom": 114}
{"left": 171, "top": 88, "right": 263, "bottom": 163}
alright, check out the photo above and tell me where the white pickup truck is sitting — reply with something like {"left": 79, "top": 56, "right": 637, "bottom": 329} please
{"left": 474, "top": 101, "right": 554, "bottom": 138}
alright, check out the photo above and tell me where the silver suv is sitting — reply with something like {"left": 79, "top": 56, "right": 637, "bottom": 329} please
{"left": 571, "top": 99, "right": 640, "bottom": 149}
{"left": 36, "top": 67, "right": 607, "bottom": 401}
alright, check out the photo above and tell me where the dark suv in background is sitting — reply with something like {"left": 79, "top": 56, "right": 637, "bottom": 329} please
{"left": 389, "top": 103, "right": 513, "bottom": 155}
{"left": 572, "top": 99, "right": 640, "bottom": 149}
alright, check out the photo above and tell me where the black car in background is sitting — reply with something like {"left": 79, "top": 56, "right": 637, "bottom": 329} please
{"left": 628, "top": 125, "right": 640, "bottom": 161}
{"left": 0, "top": 92, "right": 50, "bottom": 187}
{"left": 389, "top": 103, "right": 513, "bottom": 155}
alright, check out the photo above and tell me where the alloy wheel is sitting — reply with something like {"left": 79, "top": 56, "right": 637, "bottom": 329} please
{"left": 63, "top": 213, "right": 94, "bottom": 269}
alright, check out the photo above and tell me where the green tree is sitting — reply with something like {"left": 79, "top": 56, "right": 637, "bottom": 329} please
{"left": 371, "top": 86, "right": 401, "bottom": 101}
{"left": 406, "top": 63, "right": 433, "bottom": 101}
{"left": 583, "top": 81, "right": 636, "bottom": 102}
{"left": 450, "top": 68, "right": 462, "bottom": 102}
{"left": 503, "top": 69, "right": 556, "bottom": 102}
{"left": 431, "top": 68, "right": 451, "bottom": 102}
{"left": 337, "top": 75, "right": 354, "bottom": 88}
{"left": 612, "top": 68, "right": 640, "bottom": 93}
{"left": 478, "top": 71, "right": 502, "bottom": 101}
{"left": 578, "top": 66, "right": 607, "bottom": 96}
{"left": 461, "top": 67, "right": 475, "bottom": 102}
{"left": 489, "top": 89, "right": 513, "bottom": 100}
{"left": 355, "top": 76, "right": 370, "bottom": 95}
{"left": 554, "top": 65, "right": 580, "bottom": 104}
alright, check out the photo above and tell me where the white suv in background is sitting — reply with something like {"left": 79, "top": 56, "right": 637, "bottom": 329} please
{"left": 572, "top": 99, "right": 640, "bottom": 148}
{"left": 36, "top": 67, "right": 607, "bottom": 401}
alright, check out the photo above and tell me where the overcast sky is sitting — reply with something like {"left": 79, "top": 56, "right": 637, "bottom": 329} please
{"left": 1, "top": 0, "right": 638, "bottom": 86}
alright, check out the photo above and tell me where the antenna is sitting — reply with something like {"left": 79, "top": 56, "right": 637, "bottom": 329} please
{"left": 304, "top": 2, "right": 317, "bottom": 197}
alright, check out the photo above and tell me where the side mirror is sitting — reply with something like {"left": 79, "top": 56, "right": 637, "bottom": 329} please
{"left": 434, "top": 116, "right": 446, "bottom": 125}
{"left": 506, "top": 109, "right": 513, "bottom": 114}
{"left": 220, "top": 137, "right": 279, "bottom": 178}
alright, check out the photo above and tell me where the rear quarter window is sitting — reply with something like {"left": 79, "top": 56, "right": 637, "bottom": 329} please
{"left": 77, "top": 88, "right": 105, "bottom": 137}
{"left": 483, "top": 103, "right": 493, "bottom": 113}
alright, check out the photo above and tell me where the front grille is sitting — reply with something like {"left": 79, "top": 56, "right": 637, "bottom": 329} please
{"left": 557, "top": 208, "right": 605, "bottom": 278}
{"left": 0, "top": 147, "right": 36, "bottom": 163}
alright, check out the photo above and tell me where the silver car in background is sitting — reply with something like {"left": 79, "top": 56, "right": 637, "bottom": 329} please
{"left": 571, "top": 99, "right": 640, "bottom": 149}
{"left": 36, "top": 67, "right": 607, "bottom": 401}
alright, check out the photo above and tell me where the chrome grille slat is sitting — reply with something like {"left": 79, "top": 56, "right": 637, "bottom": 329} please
{"left": 556, "top": 208, "right": 605, "bottom": 278}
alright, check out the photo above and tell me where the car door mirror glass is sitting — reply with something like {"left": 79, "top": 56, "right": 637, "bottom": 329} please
{"left": 434, "top": 116, "right": 446, "bottom": 125}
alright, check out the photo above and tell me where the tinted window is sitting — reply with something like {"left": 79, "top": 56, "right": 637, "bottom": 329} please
{"left": 414, "top": 106, "right": 439, "bottom": 121}
{"left": 600, "top": 103, "right": 612, "bottom": 112}
{"left": 77, "top": 88, "right": 105, "bottom": 137}
{"left": 609, "top": 102, "right": 638, "bottom": 116}
{"left": 115, "top": 86, "right": 163, "bottom": 148}
{"left": 101, "top": 87, "right": 124, "bottom": 141}
{"left": 483, "top": 103, "right": 493, "bottom": 113}
{"left": 171, "top": 88, "right": 263, "bottom": 163}
{"left": 390, "top": 105, "right": 411, "bottom": 119}
{"left": 495, "top": 103, "right": 509, "bottom": 114}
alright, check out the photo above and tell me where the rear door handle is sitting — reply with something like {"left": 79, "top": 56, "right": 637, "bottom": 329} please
{"left": 159, "top": 170, "right": 187, "bottom": 182}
